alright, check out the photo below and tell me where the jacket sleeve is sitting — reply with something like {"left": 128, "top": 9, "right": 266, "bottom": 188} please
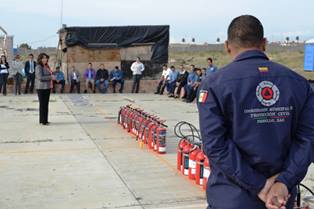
{"left": 276, "top": 84, "right": 314, "bottom": 190}
{"left": 141, "top": 64, "right": 145, "bottom": 72}
{"left": 197, "top": 80, "right": 267, "bottom": 196}
{"left": 35, "top": 66, "right": 51, "bottom": 81}
{"left": 24, "top": 62, "right": 29, "bottom": 75}
{"left": 130, "top": 63, "right": 135, "bottom": 72}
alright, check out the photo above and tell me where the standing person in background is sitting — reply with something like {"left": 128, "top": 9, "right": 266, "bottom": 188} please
{"left": 167, "top": 66, "right": 179, "bottom": 97}
{"left": 0, "top": 55, "right": 10, "bottom": 96}
{"left": 36, "top": 53, "right": 52, "bottom": 126}
{"left": 95, "top": 64, "right": 109, "bottom": 93}
{"left": 11, "top": 55, "right": 24, "bottom": 95}
{"left": 69, "top": 66, "right": 80, "bottom": 93}
{"left": 110, "top": 66, "right": 124, "bottom": 93}
{"left": 52, "top": 66, "right": 65, "bottom": 93}
{"left": 174, "top": 64, "right": 189, "bottom": 98}
{"left": 130, "top": 57, "right": 145, "bottom": 93}
{"left": 83, "top": 63, "right": 96, "bottom": 93}
{"left": 205, "top": 57, "right": 218, "bottom": 77}
{"left": 24, "top": 54, "right": 36, "bottom": 94}
{"left": 154, "top": 64, "right": 169, "bottom": 95}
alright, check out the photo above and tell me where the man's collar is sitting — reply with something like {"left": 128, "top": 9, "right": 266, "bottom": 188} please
{"left": 234, "top": 50, "right": 269, "bottom": 62}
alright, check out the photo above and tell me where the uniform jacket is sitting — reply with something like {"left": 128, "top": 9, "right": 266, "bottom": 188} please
{"left": 197, "top": 50, "right": 314, "bottom": 209}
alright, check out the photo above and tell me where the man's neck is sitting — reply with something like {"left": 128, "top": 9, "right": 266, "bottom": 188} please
{"left": 232, "top": 47, "right": 263, "bottom": 59}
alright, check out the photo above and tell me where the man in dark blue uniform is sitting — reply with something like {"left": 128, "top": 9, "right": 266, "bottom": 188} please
{"left": 197, "top": 15, "right": 314, "bottom": 209}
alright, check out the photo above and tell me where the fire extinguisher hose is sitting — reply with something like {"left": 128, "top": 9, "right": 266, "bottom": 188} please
{"left": 174, "top": 121, "right": 202, "bottom": 148}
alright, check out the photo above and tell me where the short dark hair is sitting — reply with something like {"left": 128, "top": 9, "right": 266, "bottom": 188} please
{"left": 37, "top": 53, "right": 49, "bottom": 66}
{"left": 228, "top": 15, "right": 264, "bottom": 48}
{"left": 191, "top": 64, "right": 195, "bottom": 68}
{"left": 29, "top": 53, "right": 34, "bottom": 57}
{"left": 170, "top": 65, "right": 175, "bottom": 69}
{"left": 88, "top": 63, "right": 92, "bottom": 65}
{"left": 207, "top": 57, "right": 213, "bottom": 63}
{"left": 115, "top": 66, "right": 119, "bottom": 69}
{"left": 163, "top": 64, "right": 167, "bottom": 68}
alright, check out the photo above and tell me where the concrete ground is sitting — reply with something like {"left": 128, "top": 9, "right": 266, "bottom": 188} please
{"left": 0, "top": 93, "right": 313, "bottom": 209}
{"left": 0, "top": 94, "right": 206, "bottom": 209}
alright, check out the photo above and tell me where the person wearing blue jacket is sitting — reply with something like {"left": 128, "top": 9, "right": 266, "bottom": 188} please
{"left": 205, "top": 57, "right": 218, "bottom": 77}
{"left": 52, "top": 66, "right": 65, "bottom": 93}
{"left": 110, "top": 66, "right": 124, "bottom": 93}
{"left": 197, "top": 15, "right": 314, "bottom": 209}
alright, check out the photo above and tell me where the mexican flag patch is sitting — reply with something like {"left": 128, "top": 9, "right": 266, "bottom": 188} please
{"left": 198, "top": 90, "right": 208, "bottom": 103}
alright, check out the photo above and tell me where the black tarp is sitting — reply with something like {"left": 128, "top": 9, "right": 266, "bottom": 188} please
{"left": 64, "top": 25, "right": 169, "bottom": 64}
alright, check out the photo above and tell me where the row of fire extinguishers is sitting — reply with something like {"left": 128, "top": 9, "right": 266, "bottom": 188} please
{"left": 175, "top": 121, "right": 210, "bottom": 190}
{"left": 175, "top": 121, "right": 314, "bottom": 209}
{"left": 118, "top": 105, "right": 168, "bottom": 154}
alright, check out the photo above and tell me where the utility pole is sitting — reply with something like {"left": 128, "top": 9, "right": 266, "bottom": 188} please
{"left": 60, "top": 0, "right": 64, "bottom": 28}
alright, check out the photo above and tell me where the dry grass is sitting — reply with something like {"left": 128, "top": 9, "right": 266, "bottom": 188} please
{"left": 169, "top": 48, "right": 314, "bottom": 80}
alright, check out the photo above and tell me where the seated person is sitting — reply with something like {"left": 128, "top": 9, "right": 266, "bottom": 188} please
{"left": 154, "top": 64, "right": 169, "bottom": 94}
{"left": 110, "top": 66, "right": 124, "bottom": 93}
{"left": 167, "top": 66, "right": 179, "bottom": 97}
{"left": 95, "top": 64, "right": 109, "bottom": 93}
{"left": 84, "top": 63, "right": 96, "bottom": 93}
{"left": 69, "top": 66, "right": 80, "bottom": 93}
{"left": 183, "top": 65, "right": 200, "bottom": 103}
{"left": 52, "top": 66, "right": 65, "bottom": 93}
{"left": 174, "top": 64, "right": 188, "bottom": 98}
{"left": 187, "top": 68, "right": 202, "bottom": 102}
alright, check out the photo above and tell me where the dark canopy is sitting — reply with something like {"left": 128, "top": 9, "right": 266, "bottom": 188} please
{"left": 64, "top": 25, "right": 169, "bottom": 64}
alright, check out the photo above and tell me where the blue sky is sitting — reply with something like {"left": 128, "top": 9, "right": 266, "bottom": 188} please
{"left": 1, "top": 0, "right": 314, "bottom": 48}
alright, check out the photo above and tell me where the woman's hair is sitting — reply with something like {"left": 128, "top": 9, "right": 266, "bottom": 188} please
{"left": 0, "top": 55, "right": 7, "bottom": 64}
{"left": 37, "top": 53, "right": 50, "bottom": 66}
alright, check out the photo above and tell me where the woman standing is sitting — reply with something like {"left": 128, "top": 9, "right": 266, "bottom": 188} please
{"left": 11, "top": 55, "right": 24, "bottom": 95}
{"left": 0, "top": 55, "right": 10, "bottom": 96}
{"left": 35, "top": 53, "right": 52, "bottom": 125}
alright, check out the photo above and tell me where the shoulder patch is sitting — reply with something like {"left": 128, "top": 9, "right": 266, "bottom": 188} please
{"left": 198, "top": 90, "right": 208, "bottom": 103}
{"left": 258, "top": 67, "right": 269, "bottom": 73}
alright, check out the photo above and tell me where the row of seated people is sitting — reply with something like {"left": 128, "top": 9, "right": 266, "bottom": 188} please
{"left": 53, "top": 64, "right": 124, "bottom": 94}
{"left": 155, "top": 64, "right": 211, "bottom": 103}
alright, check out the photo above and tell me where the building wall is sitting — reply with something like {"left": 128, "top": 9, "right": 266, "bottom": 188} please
{"left": 62, "top": 45, "right": 122, "bottom": 81}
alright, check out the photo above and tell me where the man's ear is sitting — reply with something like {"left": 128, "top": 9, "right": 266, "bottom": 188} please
{"left": 260, "top": 38, "right": 267, "bottom": 52}
{"left": 224, "top": 40, "right": 231, "bottom": 55}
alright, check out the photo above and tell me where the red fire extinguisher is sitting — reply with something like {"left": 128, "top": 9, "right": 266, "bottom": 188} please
{"left": 203, "top": 156, "right": 211, "bottom": 190}
{"left": 177, "top": 138, "right": 189, "bottom": 171}
{"left": 148, "top": 122, "right": 158, "bottom": 150}
{"left": 155, "top": 124, "right": 167, "bottom": 154}
{"left": 188, "top": 146, "right": 201, "bottom": 180}
{"left": 182, "top": 142, "right": 193, "bottom": 176}
{"left": 143, "top": 117, "right": 154, "bottom": 145}
{"left": 131, "top": 112, "right": 138, "bottom": 136}
{"left": 195, "top": 151, "right": 205, "bottom": 185}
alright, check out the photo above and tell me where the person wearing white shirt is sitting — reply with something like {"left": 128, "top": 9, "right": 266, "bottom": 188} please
{"left": 69, "top": 66, "right": 80, "bottom": 93}
{"left": 130, "top": 57, "right": 145, "bottom": 93}
{"left": 11, "top": 55, "right": 24, "bottom": 95}
{"left": 154, "top": 64, "right": 169, "bottom": 94}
